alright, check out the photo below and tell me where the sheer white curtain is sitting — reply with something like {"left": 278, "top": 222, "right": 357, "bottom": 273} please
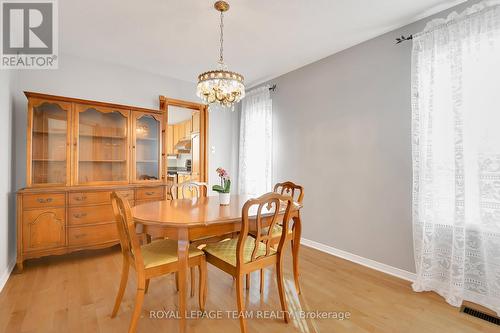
{"left": 412, "top": 1, "right": 500, "bottom": 314}
{"left": 238, "top": 86, "right": 272, "bottom": 195}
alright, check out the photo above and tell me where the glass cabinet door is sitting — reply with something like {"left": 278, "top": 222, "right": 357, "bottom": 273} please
{"left": 30, "top": 100, "right": 71, "bottom": 186}
{"left": 133, "top": 113, "right": 162, "bottom": 182}
{"left": 76, "top": 105, "right": 129, "bottom": 184}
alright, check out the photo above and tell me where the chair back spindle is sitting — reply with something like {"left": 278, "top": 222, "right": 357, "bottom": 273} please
{"left": 237, "top": 193, "right": 293, "bottom": 266}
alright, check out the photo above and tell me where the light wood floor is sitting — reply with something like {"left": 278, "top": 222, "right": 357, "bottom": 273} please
{"left": 0, "top": 245, "right": 497, "bottom": 333}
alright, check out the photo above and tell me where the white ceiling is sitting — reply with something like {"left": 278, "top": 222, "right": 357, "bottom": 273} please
{"left": 60, "top": 0, "right": 465, "bottom": 87}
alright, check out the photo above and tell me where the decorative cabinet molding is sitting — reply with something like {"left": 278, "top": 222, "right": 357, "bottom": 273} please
{"left": 23, "top": 208, "right": 65, "bottom": 251}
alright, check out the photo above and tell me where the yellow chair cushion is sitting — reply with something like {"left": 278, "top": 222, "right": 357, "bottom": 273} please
{"left": 203, "top": 236, "right": 275, "bottom": 267}
{"left": 261, "top": 224, "right": 293, "bottom": 238}
{"left": 141, "top": 239, "right": 204, "bottom": 269}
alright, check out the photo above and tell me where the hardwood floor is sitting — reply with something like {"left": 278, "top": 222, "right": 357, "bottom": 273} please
{"left": 0, "top": 245, "right": 497, "bottom": 333}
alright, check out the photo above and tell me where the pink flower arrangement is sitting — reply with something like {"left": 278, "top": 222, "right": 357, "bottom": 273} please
{"left": 216, "top": 167, "right": 229, "bottom": 180}
{"left": 213, "top": 167, "right": 231, "bottom": 193}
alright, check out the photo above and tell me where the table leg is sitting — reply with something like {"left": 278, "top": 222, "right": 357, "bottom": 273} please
{"left": 177, "top": 228, "right": 189, "bottom": 333}
{"left": 292, "top": 213, "right": 302, "bottom": 294}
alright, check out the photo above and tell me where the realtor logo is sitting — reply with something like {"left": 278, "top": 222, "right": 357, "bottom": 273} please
{"left": 1, "top": 0, "right": 58, "bottom": 69}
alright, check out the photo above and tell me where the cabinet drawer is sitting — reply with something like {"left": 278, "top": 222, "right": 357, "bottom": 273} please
{"left": 69, "top": 205, "right": 114, "bottom": 225}
{"left": 23, "top": 208, "right": 66, "bottom": 251}
{"left": 69, "top": 190, "right": 134, "bottom": 206}
{"left": 69, "top": 191, "right": 111, "bottom": 206}
{"left": 24, "top": 193, "right": 65, "bottom": 209}
{"left": 136, "top": 187, "right": 164, "bottom": 200}
{"left": 68, "top": 223, "right": 119, "bottom": 247}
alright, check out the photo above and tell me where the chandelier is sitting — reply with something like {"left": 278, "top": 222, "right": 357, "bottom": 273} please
{"left": 196, "top": 1, "right": 245, "bottom": 109}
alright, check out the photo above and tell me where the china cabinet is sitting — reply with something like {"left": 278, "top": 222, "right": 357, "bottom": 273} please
{"left": 17, "top": 92, "right": 208, "bottom": 272}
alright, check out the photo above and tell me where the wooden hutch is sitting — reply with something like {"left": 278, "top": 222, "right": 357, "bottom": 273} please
{"left": 16, "top": 92, "right": 208, "bottom": 271}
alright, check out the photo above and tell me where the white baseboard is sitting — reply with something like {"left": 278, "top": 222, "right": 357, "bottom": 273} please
{"left": 301, "top": 238, "right": 416, "bottom": 282}
{"left": 0, "top": 258, "right": 16, "bottom": 293}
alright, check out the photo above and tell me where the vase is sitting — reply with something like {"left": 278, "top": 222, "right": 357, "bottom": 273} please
{"left": 219, "top": 192, "right": 230, "bottom": 206}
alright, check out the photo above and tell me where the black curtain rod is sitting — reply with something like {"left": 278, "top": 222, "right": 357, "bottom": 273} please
{"left": 396, "top": 34, "right": 413, "bottom": 44}
{"left": 269, "top": 84, "right": 277, "bottom": 92}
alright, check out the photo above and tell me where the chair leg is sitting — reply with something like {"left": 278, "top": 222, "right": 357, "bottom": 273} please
{"left": 291, "top": 239, "right": 301, "bottom": 294}
{"left": 175, "top": 272, "right": 179, "bottom": 292}
{"left": 111, "top": 257, "right": 129, "bottom": 318}
{"left": 191, "top": 267, "right": 196, "bottom": 297}
{"left": 236, "top": 274, "right": 248, "bottom": 333}
{"left": 128, "top": 285, "right": 146, "bottom": 333}
{"left": 198, "top": 260, "right": 207, "bottom": 311}
{"left": 276, "top": 256, "right": 290, "bottom": 323}
{"left": 259, "top": 269, "right": 264, "bottom": 294}
{"left": 144, "top": 279, "right": 150, "bottom": 294}
{"left": 245, "top": 274, "right": 250, "bottom": 290}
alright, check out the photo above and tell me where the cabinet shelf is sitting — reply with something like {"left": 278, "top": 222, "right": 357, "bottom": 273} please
{"left": 33, "top": 159, "right": 66, "bottom": 162}
{"left": 136, "top": 137, "right": 158, "bottom": 141}
{"left": 33, "top": 130, "right": 66, "bottom": 135}
{"left": 79, "top": 133, "right": 126, "bottom": 139}
{"left": 137, "top": 160, "right": 159, "bottom": 163}
{"left": 79, "top": 160, "right": 126, "bottom": 163}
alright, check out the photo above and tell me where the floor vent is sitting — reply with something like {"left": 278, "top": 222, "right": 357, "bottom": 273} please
{"left": 461, "top": 306, "right": 500, "bottom": 326}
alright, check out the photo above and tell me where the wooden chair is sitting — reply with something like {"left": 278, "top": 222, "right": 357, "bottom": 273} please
{"left": 110, "top": 192, "right": 207, "bottom": 333}
{"left": 170, "top": 181, "right": 237, "bottom": 295}
{"left": 169, "top": 181, "right": 208, "bottom": 200}
{"left": 203, "top": 193, "right": 294, "bottom": 333}
{"left": 252, "top": 181, "right": 304, "bottom": 294}
{"left": 169, "top": 182, "right": 207, "bottom": 296}
{"left": 274, "top": 181, "right": 304, "bottom": 204}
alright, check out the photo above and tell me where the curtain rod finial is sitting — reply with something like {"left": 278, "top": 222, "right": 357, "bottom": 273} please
{"left": 396, "top": 34, "right": 413, "bottom": 44}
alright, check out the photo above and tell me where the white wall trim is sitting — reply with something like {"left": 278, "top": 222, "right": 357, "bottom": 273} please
{"left": 301, "top": 238, "right": 416, "bottom": 282}
{"left": 0, "top": 257, "right": 15, "bottom": 292}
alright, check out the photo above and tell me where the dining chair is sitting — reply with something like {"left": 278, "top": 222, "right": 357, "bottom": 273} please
{"left": 203, "top": 193, "right": 294, "bottom": 333}
{"left": 169, "top": 181, "right": 208, "bottom": 200}
{"left": 169, "top": 181, "right": 208, "bottom": 296}
{"left": 170, "top": 181, "right": 238, "bottom": 295}
{"left": 251, "top": 181, "right": 304, "bottom": 294}
{"left": 110, "top": 192, "right": 207, "bottom": 333}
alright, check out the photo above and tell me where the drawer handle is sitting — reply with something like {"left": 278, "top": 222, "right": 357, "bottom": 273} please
{"left": 145, "top": 191, "right": 155, "bottom": 196}
{"left": 75, "top": 233, "right": 87, "bottom": 239}
{"left": 73, "top": 213, "right": 88, "bottom": 219}
{"left": 75, "top": 195, "right": 87, "bottom": 201}
{"left": 37, "top": 198, "right": 53, "bottom": 203}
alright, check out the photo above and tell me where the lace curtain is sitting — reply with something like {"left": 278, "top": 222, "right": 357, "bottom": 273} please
{"left": 412, "top": 1, "right": 500, "bottom": 314}
{"left": 238, "top": 86, "right": 272, "bottom": 195}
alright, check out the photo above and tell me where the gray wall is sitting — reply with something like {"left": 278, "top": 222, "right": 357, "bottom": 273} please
{"left": 0, "top": 70, "right": 15, "bottom": 288}
{"left": 207, "top": 105, "right": 240, "bottom": 194}
{"left": 262, "top": 0, "right": 477, "bottom": 272}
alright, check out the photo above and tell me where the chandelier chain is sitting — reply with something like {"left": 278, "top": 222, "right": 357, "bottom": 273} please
{"left": 197, "top": 1, "right": 245, "bottom": 108}
{"left": 219, "top": 11, "right": 224, "bottom": 64}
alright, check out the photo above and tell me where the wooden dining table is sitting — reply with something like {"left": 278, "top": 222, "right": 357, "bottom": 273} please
{"left": 131, "top": 194, "right": 302, "bottom": 333}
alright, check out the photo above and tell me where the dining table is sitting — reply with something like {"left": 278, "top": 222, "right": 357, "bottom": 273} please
{"left": 131, "top": 194, "right": 302, "bottom": 333}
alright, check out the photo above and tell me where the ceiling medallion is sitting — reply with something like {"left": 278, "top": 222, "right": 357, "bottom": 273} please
{"left": 196, "top": 1, "right": 245, "bottom": 109}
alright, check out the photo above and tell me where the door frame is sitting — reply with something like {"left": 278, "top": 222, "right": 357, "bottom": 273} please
{"left": 159, "top": 96, "right": 208, "bottom": 183}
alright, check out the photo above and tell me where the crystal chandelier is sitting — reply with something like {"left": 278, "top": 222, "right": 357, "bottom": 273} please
{"left": 196, "top": 1, "right": 245, "bottom": 109}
